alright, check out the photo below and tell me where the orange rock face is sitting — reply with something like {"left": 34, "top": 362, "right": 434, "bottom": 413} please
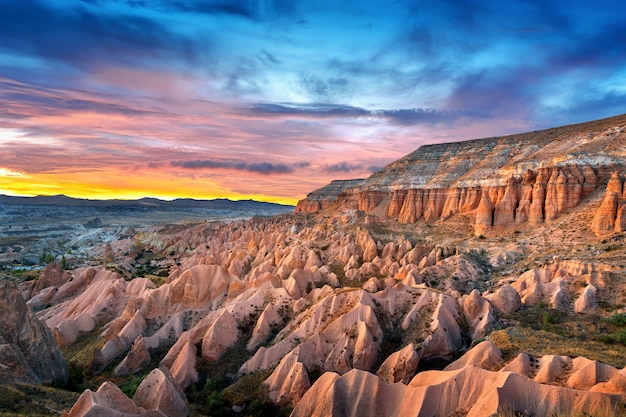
{"left": 296, "top": 116, "right": 624, "bottom": 234}
{"left": 591, "top": 173, "right": 625, "bottom": 236}
{"left": 474, "top": 190, "right": 494, "bottom": 235}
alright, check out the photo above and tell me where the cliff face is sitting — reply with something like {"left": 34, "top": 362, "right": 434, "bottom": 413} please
{"left": 295, "top": 179, "right": 364, "bottom": 213}
{"left": 296, "top": 114, "right": 626, "bottom": 234}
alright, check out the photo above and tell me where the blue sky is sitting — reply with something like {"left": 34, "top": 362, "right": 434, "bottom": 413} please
{"left": 0, "top": 0, "right": 625, "bottom": 203}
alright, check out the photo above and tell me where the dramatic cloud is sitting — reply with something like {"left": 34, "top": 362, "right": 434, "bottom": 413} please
{"left": 0, "top": 0, "right": 624, "bottom": 203}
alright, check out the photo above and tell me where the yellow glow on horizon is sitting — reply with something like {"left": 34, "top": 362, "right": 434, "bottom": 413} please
{"left": 0, "top": 169, "right": 298, "bottom": 206}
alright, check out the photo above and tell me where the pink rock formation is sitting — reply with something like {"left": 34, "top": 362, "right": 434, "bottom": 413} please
{"left": 574, "top": 284, "right": 597, "bottom": 313}
{"left": 398, "top": 189, "right": 423, "bottom": 223}
{"left": 65, "top": 381, "right": 168, "bottom": 417}
{"left": 528, "top": 168, "right": 550, "bottom": 225}
{"left": 484, "top": 285, "right": 521, "bottom": 314}
{"left": 376, "top": 343, "right": 420, "bottom": 383}
{"left": 494, "top": 176, "right": 520, "bottom": 226}
{"left": 474, "top": 190, "right": 494, "bottom": 235}
{"left": 0, "top": 281, "right": 68, "bottom": 385}
{"left": 443, "top": 341, "right": 503, "bottom": 371}
{"left": 462, "top": 290, "right": 494, "bottom": 339}
{"left": 515, "top": 170, "right": 535, "bottom": 223}
{"left": 592, "top": 173, "right": 625, "bottom": 236}
{"left": 592, "top": 191, "right": 619, "bottom": 235}
{"left": 133, "top": 368, "right": 189, "bottom": 417}
{"left": 114, "top": 336, "right": 151, "bottom": 377}
{"left": 291, "top": 342, "right": 623, "bottom": 417}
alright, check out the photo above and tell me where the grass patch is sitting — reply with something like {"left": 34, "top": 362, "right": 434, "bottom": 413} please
{"left": 489, "top": 326, "right": 626, "bottom": 368}
{"left": 61, "top": 327, "right": 106, "bottom": 391}
{"left": 0, "top": 384, "right": 80, "bottom": 416}
{"left": 329, "top": 261, "right": 364, "bottom": 288}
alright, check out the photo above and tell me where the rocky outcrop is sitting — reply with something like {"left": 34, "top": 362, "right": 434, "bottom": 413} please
{"left": 484, "top": 284, "right": 521, "bottom": 314}
{"left": 65, "top": 381, "right": 168, "bottom": 417}
{"left": 0, "top": 280, "right": 68, "bottom": 385}
{"left": 376, "top": 343, "right": 420, "bottom": 383}
{"left": 296, "top": 179, "right": 364, "bottom": 212}
{"left": 297, "top": 115, "right": 626, "bottom": 233}
{"left": 33, "top": 199, "right": 626, "bottom": 416}
{"left": 291, "top": 342, "right": 624, "bottom": 417}
{"left": 133, "top": 368, "right": 189, "bottom": 417}
{"left": 592, "top": 172, "right": 625, "bottom": 236}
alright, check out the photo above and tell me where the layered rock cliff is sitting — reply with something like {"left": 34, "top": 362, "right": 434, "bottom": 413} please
{"left": 297, "top": 114, "right": 626, "bottom": 234}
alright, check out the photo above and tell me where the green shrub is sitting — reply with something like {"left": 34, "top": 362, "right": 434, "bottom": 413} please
{"left": 608, "top": 313, "right": 626, "bottom": 327}
{"left": 120, "top": 374, "right": 143, "bottom": 398}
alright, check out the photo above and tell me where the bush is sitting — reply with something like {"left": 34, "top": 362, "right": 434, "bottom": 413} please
{"left": 607, "top": 313, "right": 626, "bottom": 327}
{"left": 120, "top": 374, "right": 143, "bottom": 398}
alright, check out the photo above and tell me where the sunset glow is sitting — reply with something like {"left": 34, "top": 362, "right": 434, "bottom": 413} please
{"left": 1, "top": 1, "right": 625, "bottom": 204}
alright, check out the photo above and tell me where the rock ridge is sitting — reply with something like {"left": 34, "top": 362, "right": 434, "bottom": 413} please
{"left": 296, "top": 114, "right": 626, "bottom": 234}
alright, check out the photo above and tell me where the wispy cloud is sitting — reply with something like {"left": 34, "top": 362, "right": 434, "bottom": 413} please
{"left": 170, "top": 159, "right": 309, "bottom": 175}
{"left": 322, "top": 162, "right": 364, "bottom": 173}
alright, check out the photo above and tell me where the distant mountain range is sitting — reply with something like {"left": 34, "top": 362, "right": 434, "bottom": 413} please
{"left": 0, "top": 194, "right": 294, "bottom": 210}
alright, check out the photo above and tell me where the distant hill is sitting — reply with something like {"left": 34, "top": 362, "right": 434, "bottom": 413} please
{"left": 0, "top": 194, "right": 294, "bottom": 211}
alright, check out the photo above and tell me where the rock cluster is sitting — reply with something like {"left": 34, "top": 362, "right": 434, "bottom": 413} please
{"left": 64, "top": 367, "right": 188, "bottom": 417}
{"left": 291, "top": 341, "right": 626, "bottom": 417}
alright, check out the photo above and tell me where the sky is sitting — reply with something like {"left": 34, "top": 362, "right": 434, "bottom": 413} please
{"left": 1, "top": 0, "right": 625, "bottom": 205}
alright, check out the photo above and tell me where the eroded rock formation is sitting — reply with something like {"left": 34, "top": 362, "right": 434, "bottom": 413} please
{"left": 592, "top": 172, "right": 626, "bottom": 236}
{"left": 297, "top": 115, "right": 626, "bottom": 234}
{"left": 291, "top": 342, "right": 625, "bottom": 417}
{"left": 0, "top": 280, "right": 68, "bottom": 385}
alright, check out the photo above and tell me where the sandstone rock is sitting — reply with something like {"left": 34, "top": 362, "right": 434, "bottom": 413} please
{"left": 529, "top": 168, "right": 550, "bottom": 225}
{"left": 567, "top": 357, "right": 619, "bottom": 391}
{"left": 357, "top": 190, "right": 385, "bottom": 212}
{"left": 534, "top": 355, "right": 570, "bottom": 384}
{"left": 462, "top": 290, "right": 494, "bottom": 339}
{"left": 591, "top": 191, "right": 619, "bottom": 236}
{"left": 133, "top": 367, "right": 189, "bottom": 417}
{"left": 376, "top": 343, "right": 420, "bottom": 383}
{"left": 443, "top": 341, "right": 503, "bottom": 371}
{"left": 494, "top": 176, "right": 520, "bottom": 226}
{"left": 264, "top": 348, "right": 311, "bottom": 406}
{"left": 544, "top": 168, "right": 562, "bottom": 221}
{"left": 500, "top": 353, "right": 531, "bottom": 376}
{"left": 474, "top": 190, "right": 494, "bottom": 235}
{"left": 485, "top": 284, "right": 522, "bottom": 314}
{"left": 65, "top": 381, "right": 166, "bottom": 417}
{"left": 201, "top": 310, "right": 239, "bottom": 362}
{"left": 574, "top": 284, "right": 597, "bottom": 313}
{"left": 32, "top": 261, "right": 72, "bottom": 296}
{"left": 398, "top": 189, "right": 423, "bottom": 223}
{"left": 423, "top": 189, "right": 446, "bottom": 222}
{"left": 167, "top": 340, "right": 198, "bottom": 389}
{"left": 515, "top": 170, "right": 535, "bottom": 223}
{"left": 606, "top": 172, "right": 623, "bottom": 195}
{"left": 247, "top": 303, "right": 282, "bottom": 350}
{"left": 293, "top": 361, "right": 621, "bottom": 417}
{"left": 387, "top": 189, "right": 407, "bottom": 218}
{"left": 617, "top": 202, "right": 626, "bottom": 232}
{"left": 114, "top": 336, "right": 151, "bottom": 377}
{"left": 0, "top": 281, "right": 68, "bottom": 385}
